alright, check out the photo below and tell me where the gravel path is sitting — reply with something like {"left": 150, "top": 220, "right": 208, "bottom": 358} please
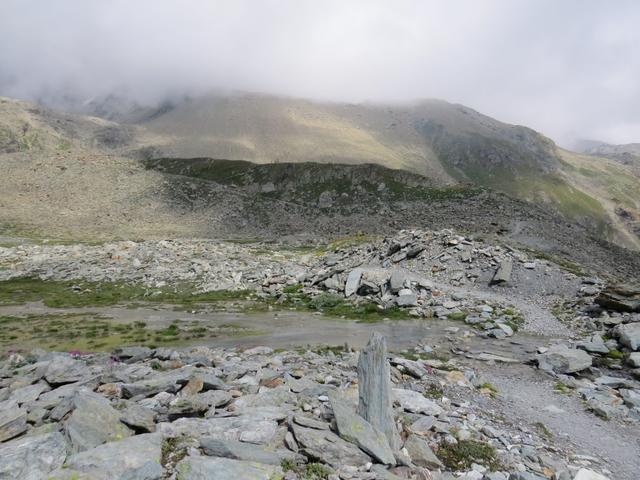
{"left": 475, "top": 362, "right": 640, "bottom": 480}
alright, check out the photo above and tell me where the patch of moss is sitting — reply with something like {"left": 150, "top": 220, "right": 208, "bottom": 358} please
{"left": 553, "top": 381, "right": 574, "bottom": 394}
{"left": 447, "top": 311, "right": 468, "bottom": 322}
{"left": 606, "top": 349, "right": 624, "bottom": 360}
{"left": 478, "top": 382, "right": 498, "bottom": 397}
{"left": 436, "top": 439, "right": 502, "bottom": 471}
{"left": 0, "top": 277, "right": 255, "bottom": 308}
{"left": 534, "top": 421, "right": 553, "bottom": 440}
{"left": 281, "top": 460, "right": 331, "bottom": 480}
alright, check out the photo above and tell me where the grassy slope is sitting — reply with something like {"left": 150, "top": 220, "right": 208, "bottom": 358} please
{"left": 3, "top": 94, "right": 640, "bottom": 249}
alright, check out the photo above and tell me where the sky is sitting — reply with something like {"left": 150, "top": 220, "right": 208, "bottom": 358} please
{"left": 1, "top": 0, "right": 639, "bottom": 146}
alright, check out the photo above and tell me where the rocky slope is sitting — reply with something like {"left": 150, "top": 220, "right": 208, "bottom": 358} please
{"left": 75, "top": 92, "right": 640, "bottom": 250}
{"left": 1, "top": 228, "right": 640, "bottom": 479}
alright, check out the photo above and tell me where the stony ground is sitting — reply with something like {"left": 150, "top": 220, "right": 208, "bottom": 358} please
{"left": 0, "top": 228, "right": 639, "bottom": 479}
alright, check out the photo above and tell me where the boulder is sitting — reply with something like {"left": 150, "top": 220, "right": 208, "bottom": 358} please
{"left": 291, "top": 423, "right": 371, "bottom": 468}
{"left": 199, "top": 437, "right": 296, "bottom": 465}
{"left": 389, "top": 270, "right": 409, "bottom": 294}
{"left": 329, "top": 392, "right": 395, "bottom": 465}
{"left": 490, "top": 258, "right": 513, "bottom": 285}
{"left": 49, "top": 433, "right": 162, "bottom": 480}
{"left": 403, "top": 434, "right": 443, "bottom": 469}
{"left": 44, "top": 357, "right": 90, "bottom": 386}
{"left": 8, "top": 383, "right": 49, "bottom": 406}
{"left": 157, "top": 415, "right": 279, "bottom": 444}
{"left": 627, "top": 352, "right": 640, "bottom": 368}
{"left": 393, "top": 388, "right": 444, "bottom": 415}
{"left": 536, "top": 345, "right": 592, "bottom": 374}
{"left": 66, "top": 390, "right": 133, "bottom": 452}
{"left": 345, "top": 268, "right": 364, "bottom": 297}
{"left": 397, "top": 289, "right": 418, "bottom": 307}
{"left": 121, "top": 366, "right": 195, "bottom": 398}
{"left": 120, "top": 403, "right": 156, "bottom": 433}
{"left": 0, "top": 407, "right": 27, "bottom": 442}
{"left": 175, "top": 456, "right": 281, "bottom": 480}
{"left": 614, "top": 322, "right": 640, "bottom": 350}
{"left": 0, "top": 431, "right": 67, "bottom": 480}
{"left": 595, "top": 285, "right": 640, "bottom": 312}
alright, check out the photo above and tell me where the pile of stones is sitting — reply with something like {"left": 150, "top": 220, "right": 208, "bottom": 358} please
{"left": 0, "top": 334, "right": 611, "bottom": 480}
{"left": 534, "top": 285, "right": 640, "bottom": 422}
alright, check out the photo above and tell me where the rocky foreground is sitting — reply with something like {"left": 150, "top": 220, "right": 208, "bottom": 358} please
{"left": 0, "top": 333, "right": 615, "bottom": 480}
{"left": 1, "top": 229, "right": 640, "bottom": 479}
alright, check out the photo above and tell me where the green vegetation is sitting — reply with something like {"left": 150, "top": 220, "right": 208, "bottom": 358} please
{"left": 606, "top": 349, "right": 624, "bottom": 360}
{"left": 478, "top": 382, "right": 498, "bottom": 397}
{"left": 522, "top": 248, "right": 586, "bottom": 277}
{"left": 436, "top": 439, "right": 502, "bottom": 471}
{"left": 0, "top": 313, "right": 257, "bottom": 353}
{"left": 396, "top": 350, "right": 451, "bottom": 363}
{"left": 161, "top": 437, "right": 188, "bottom": 469}
{"left": 280, "top": 460, "right": 331, "bottom": 480}
{"left": 534, "top": 421, "right": 553, "bottom": 440}
{"left": 0, "top": 277, "right": 255, "bottom": 308}
{"left": 447, "top": 311, "right": 468, "bottom": 322}
{"left": 272, "top": 291, "right": 412, "bottom": 323}
{"left": 553, "top": 381, "right": 574, "bottom": 394}
{"left": 423, "top": 383, "right": 444, "bottom": 399}
{"left": 143, "top": 157, "right": 482, "bottom": 208}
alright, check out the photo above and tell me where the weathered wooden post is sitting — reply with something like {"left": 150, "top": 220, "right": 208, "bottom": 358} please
{"left": 357, "top": 332, "right": 400, "bottom": 450}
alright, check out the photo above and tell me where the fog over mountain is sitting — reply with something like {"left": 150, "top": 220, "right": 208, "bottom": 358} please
{"left": 2, "top": 0, "right": 640, "bottom": 146}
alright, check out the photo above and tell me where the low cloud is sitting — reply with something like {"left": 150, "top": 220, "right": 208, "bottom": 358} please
{"left": 2, "top": 0, "right": 639, "bottom": 145}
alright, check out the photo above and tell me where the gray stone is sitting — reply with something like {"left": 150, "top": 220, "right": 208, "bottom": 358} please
{"left": 403, "top": 434, "right": 443, "bottom": 469}
{"left": 44, "top": 357, "right": 90, "bottom": 385}
{"left": 408, "top": 415, "right": 436, "bottom": 435}
{"left": 291, "top": 422, "right": 370, "bottom": 468}
{"left": 508, "top": 473, "right": 547, "bottom": 480}
{"left": 389, "top": 270, "right": 409, "bottom": 294}
{"left": 370, "top": 464, "right": 406, "bottom": 480}
{"left": 114, "top": 346, "right": 153, "bottom": 363}
{"left": 0, "top": 431, "right": 67, "bottom": 480}
{"left": 293, "top": 414, "right": 329, "bottom": 430}
{"left": 49, "top": 433, "right": 163, "bottom": 480}
{"left": 397, "top": 289, "right": 418, "bottom": 307}
{"left": 121, "top": 366, "right": 195, "bottom": 398}
{"left": 199, "top": 437, "right": 296, "bottom": 465}
{"left": 627, "top": 352, "right": 640, "bottom": 368}
{"left": 66, "top": 389, "right": 133, "bottom": 452}
{"left": 199, "top": 390, "right": 232, "bottom": 408}
{"left": 167, "top": 396, "right": 210, "bottom": 420}
{"left": 536, "top": 345, "right": 592, "bottom": 374}
{"left": 158, "top": 415, "right": 279, "bottom": 444}
{"left": 345, "top": 268, "right": 364, "bottom": 297}
{"left": 615, "top": 322, "right": 640, "bottom": 350}
{"left": 120, "top": 403, "right": 156, "bottom": 432}
{"left": 595, "top": 285, "right": 640, "bottom": 312}
{"left": 0, "top": 407, "right": 27, "bottom": 442}
{"left": 176, "top": 456, "right": 281, "bottom": 480}
{"left": 573, "top": 468, "right": 610, "bottom": 480}
{"left": 619, "top": 389, "right": 640, "bottom": 409}
{"left": 357, "top": 332, "right": 400, "bottom": 450}
{"left": 393, "top": 388, "right": 444, "bottom": 415}
{"left": 329, "top": 392, "right": 395, "bottom": 465}
{"left": 491, "top": 258, "right": 513, "bottom": 285}
{"left": 391, "top": 357, "right": 429, "bottom": 379}
{"left": 33, "top": 383, "right": 83, "bottom": 410}
{"left": 9, "top": 383, "right": 49, "bottom": 406}
{"left": 495, "top": 323, "right": 514, "bottom": 337}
